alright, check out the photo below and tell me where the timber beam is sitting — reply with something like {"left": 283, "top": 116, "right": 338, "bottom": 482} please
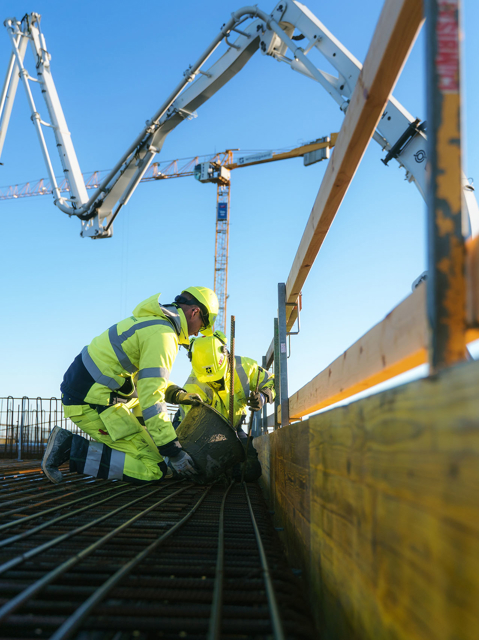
{"left": 284, "top": 0, "right": 424, "bottom": 332}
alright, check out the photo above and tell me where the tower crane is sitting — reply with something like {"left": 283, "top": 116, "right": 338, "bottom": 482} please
{"left": 193, "top": 136, "right": 337, "bottom": 332}
{"left": 0, "top": 136, "right": 337, "bottom": 332}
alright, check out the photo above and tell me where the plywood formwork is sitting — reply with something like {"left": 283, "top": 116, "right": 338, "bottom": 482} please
{"left": 256, "top": 357, "right": 479, "bottom": 640}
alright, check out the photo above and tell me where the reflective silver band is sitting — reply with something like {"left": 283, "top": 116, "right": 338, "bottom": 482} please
{"left": 109, "top": 325, "right": 137, "bottom": 374}
{"left": 109, "top": 319, "right": 172, "bottom": 375}
{"left": 159, "top": 305, "right": 182, "bottom": 336}
{"left": 83, "top": 441, "right": 103, "bottom": 477}
{"left": 198, "top": 381, "right": 213, "bottom": 401}
{"left": 235, "top": 356, "right": 250, "bottom": 400}
{"left": 108, "top": 449, "right": 125, "bottom": 480}
{"left": 81, "top": 347, "right": 122, "bottom": 391}
{"left": 184, "top": 375, "right": 213, "bottom": 400}
{"left": 258, "top": 368, "right": 273, "bottom": 390}
{"left": 138, "top": 367, "right": 170, "bottom": 381}
{"left": 143, "top": 401, "right": 168, "bottom": 421}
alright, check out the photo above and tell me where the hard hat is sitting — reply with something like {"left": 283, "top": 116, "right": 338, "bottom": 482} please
{"left": 191, "top": 335, "right": 229, "bottom": 383}
{"left": 181, "top": 286, "right": 219, "bottom": 336}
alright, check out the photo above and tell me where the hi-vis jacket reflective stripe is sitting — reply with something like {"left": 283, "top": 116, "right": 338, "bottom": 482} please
{"left": 80, "top": 293, "right": 190, "bottom": 448}
{"left": 181, "top": 356, "right": 275, "bottom": 428}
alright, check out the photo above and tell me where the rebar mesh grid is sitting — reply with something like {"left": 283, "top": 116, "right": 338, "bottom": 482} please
{"left": 0, "top": 461, "right": 316, "bottom": 639}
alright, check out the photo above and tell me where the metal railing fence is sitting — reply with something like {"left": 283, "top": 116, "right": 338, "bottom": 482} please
{"left": 0, "top": 396, "right": 178, "bottom": 460}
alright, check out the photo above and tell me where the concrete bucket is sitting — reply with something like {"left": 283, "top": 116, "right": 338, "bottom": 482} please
{"left": 176, "top": 403, "right": 245, "bottom": 483}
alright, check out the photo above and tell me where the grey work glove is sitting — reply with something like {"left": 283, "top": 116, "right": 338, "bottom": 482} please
{"left": 246, "top": 391, "right": 264, "bottom": 412}
{"left": 168, "top": 450, "right": 198, "bottom": 477}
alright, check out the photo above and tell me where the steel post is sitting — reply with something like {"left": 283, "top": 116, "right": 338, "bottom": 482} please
{"left": 278, "top": 283, "right": 289, "bottom": 426}
{"left": 425, "top": 0, "right": 467, "bottom": 371}
{"left": 261, "top": 356, "right": 268, "bottom": 433}
{"left": 273, "top": 318, "right": 280, "bottom": 430}
{"left": 229, "top": 316, "right": 235, "bottom": 428}
{"left": 17, "top": 397, "right": 27, "bottom": 462}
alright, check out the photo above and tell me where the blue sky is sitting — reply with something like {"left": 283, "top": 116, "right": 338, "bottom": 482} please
{"left": 1, "top": 0, "right": 478, "bottom": 406}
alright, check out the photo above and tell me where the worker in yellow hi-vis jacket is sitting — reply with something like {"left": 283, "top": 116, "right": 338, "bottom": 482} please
{"left": 171, "top": 332, "right": 275, "bottom": 481}
{"left": 41, "top": 287, "right": 218, "bottom": 485}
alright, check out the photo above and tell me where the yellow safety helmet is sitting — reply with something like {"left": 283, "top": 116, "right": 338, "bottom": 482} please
{"left": 180, "top": 286, "right": 219, "bottom": 336}
{"left": 191, "top": 335, "right": 229, "bottom": 383}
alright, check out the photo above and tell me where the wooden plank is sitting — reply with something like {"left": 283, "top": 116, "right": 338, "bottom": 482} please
{"left": 287, "top": 284, "right": 428, "bottom": 420}
{"left": 256, "top": 423, "right": 312, "bottom": 580}
{"left": 284, "top": 0, "right": 424, "bottom": 331}
{"left": 466, "top": 234, "right": 479, "bottom": 326}
{"left": 308, "top": 357, "right": 479, "bottom": 640}
{"left": 256, "top": 357, "right": 479, "bottom": 640}
{"left": 282, "top": 235, "right": 479, "bottom": 421}
{"left": 265, "top": 233, "right": 477, "bottom": 379}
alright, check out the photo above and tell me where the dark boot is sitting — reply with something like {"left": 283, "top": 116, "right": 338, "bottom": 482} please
{"left": 41, "top": 426, "right": 73, "bottom": 484}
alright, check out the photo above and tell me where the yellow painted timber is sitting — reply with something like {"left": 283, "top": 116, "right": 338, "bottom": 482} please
{"left": 279, "top": 237, "right": 479, "bottom": 422}
{"left": 287, "top": 285, "right": 428, "bottom": 420}
{"left": 284, "top": 0, "right": 424, "bottom": 331}
{"left": 466, "top": 234, "right": 479, "bottom": 326}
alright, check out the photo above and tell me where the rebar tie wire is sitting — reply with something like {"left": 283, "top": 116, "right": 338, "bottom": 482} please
{"left": 49, "top": 484, "right": 212, "bottom": 640}
{"left": 207, "top": 480, "right": 235, "bottom": 640}
{"left": 243, "top": 482, "right": 286, "bottom": 640}
{"left": 0, "top": 481, "right": 189, "bottom": 624}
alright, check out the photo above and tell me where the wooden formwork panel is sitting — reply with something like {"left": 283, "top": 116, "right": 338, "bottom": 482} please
{"left": 255, "top": 358, "right": 479, "bottom": 640}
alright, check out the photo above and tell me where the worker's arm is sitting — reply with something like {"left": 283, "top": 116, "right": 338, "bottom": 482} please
{"left": 246, "top": 362, "right": 275, "bottom": 411}
{"left": 177, "top": 374, "right": 214, "bottom": 424}
{"left": 257, "top": 366, "right": 275, "bottom": 403}
{"left": 136, "top": 327, "right": 179, "bottom": 455}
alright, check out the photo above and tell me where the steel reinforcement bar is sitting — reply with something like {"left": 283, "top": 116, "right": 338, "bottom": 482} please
{"left": 0, "top": 461, "right": 316, "bottom": 639}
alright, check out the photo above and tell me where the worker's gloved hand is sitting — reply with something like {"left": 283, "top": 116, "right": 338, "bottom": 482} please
{"left": 165, "top": 385, "right": 202, "bottom": 406}
{"left": 176, "top": 391, "right": 202, "bottom": 406}
{"left": 246, "top": 391, "right": 264, "bottom": 412}
{"left": 168, "top": 450, "right": 198, "bottom": 477}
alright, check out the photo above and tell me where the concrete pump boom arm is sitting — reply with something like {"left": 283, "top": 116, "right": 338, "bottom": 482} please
{"left": 1, "top": 2, "right": 477, "bottom": 238}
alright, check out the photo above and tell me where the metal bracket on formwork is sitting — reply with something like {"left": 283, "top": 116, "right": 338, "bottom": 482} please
{"left": 278, "top": 283, "right": 289, "bottom": 427}
{"left": 273, "top": 317, "right": 281, "bottom": 430}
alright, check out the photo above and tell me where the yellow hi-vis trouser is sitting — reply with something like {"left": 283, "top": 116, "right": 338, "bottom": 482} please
{"left": 63, "top": 402, "right": 164, "bottom": 482}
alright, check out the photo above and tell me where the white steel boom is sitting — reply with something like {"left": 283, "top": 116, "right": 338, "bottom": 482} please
{"left": 1, "top": 3, "right": 478, "bottom": 238}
